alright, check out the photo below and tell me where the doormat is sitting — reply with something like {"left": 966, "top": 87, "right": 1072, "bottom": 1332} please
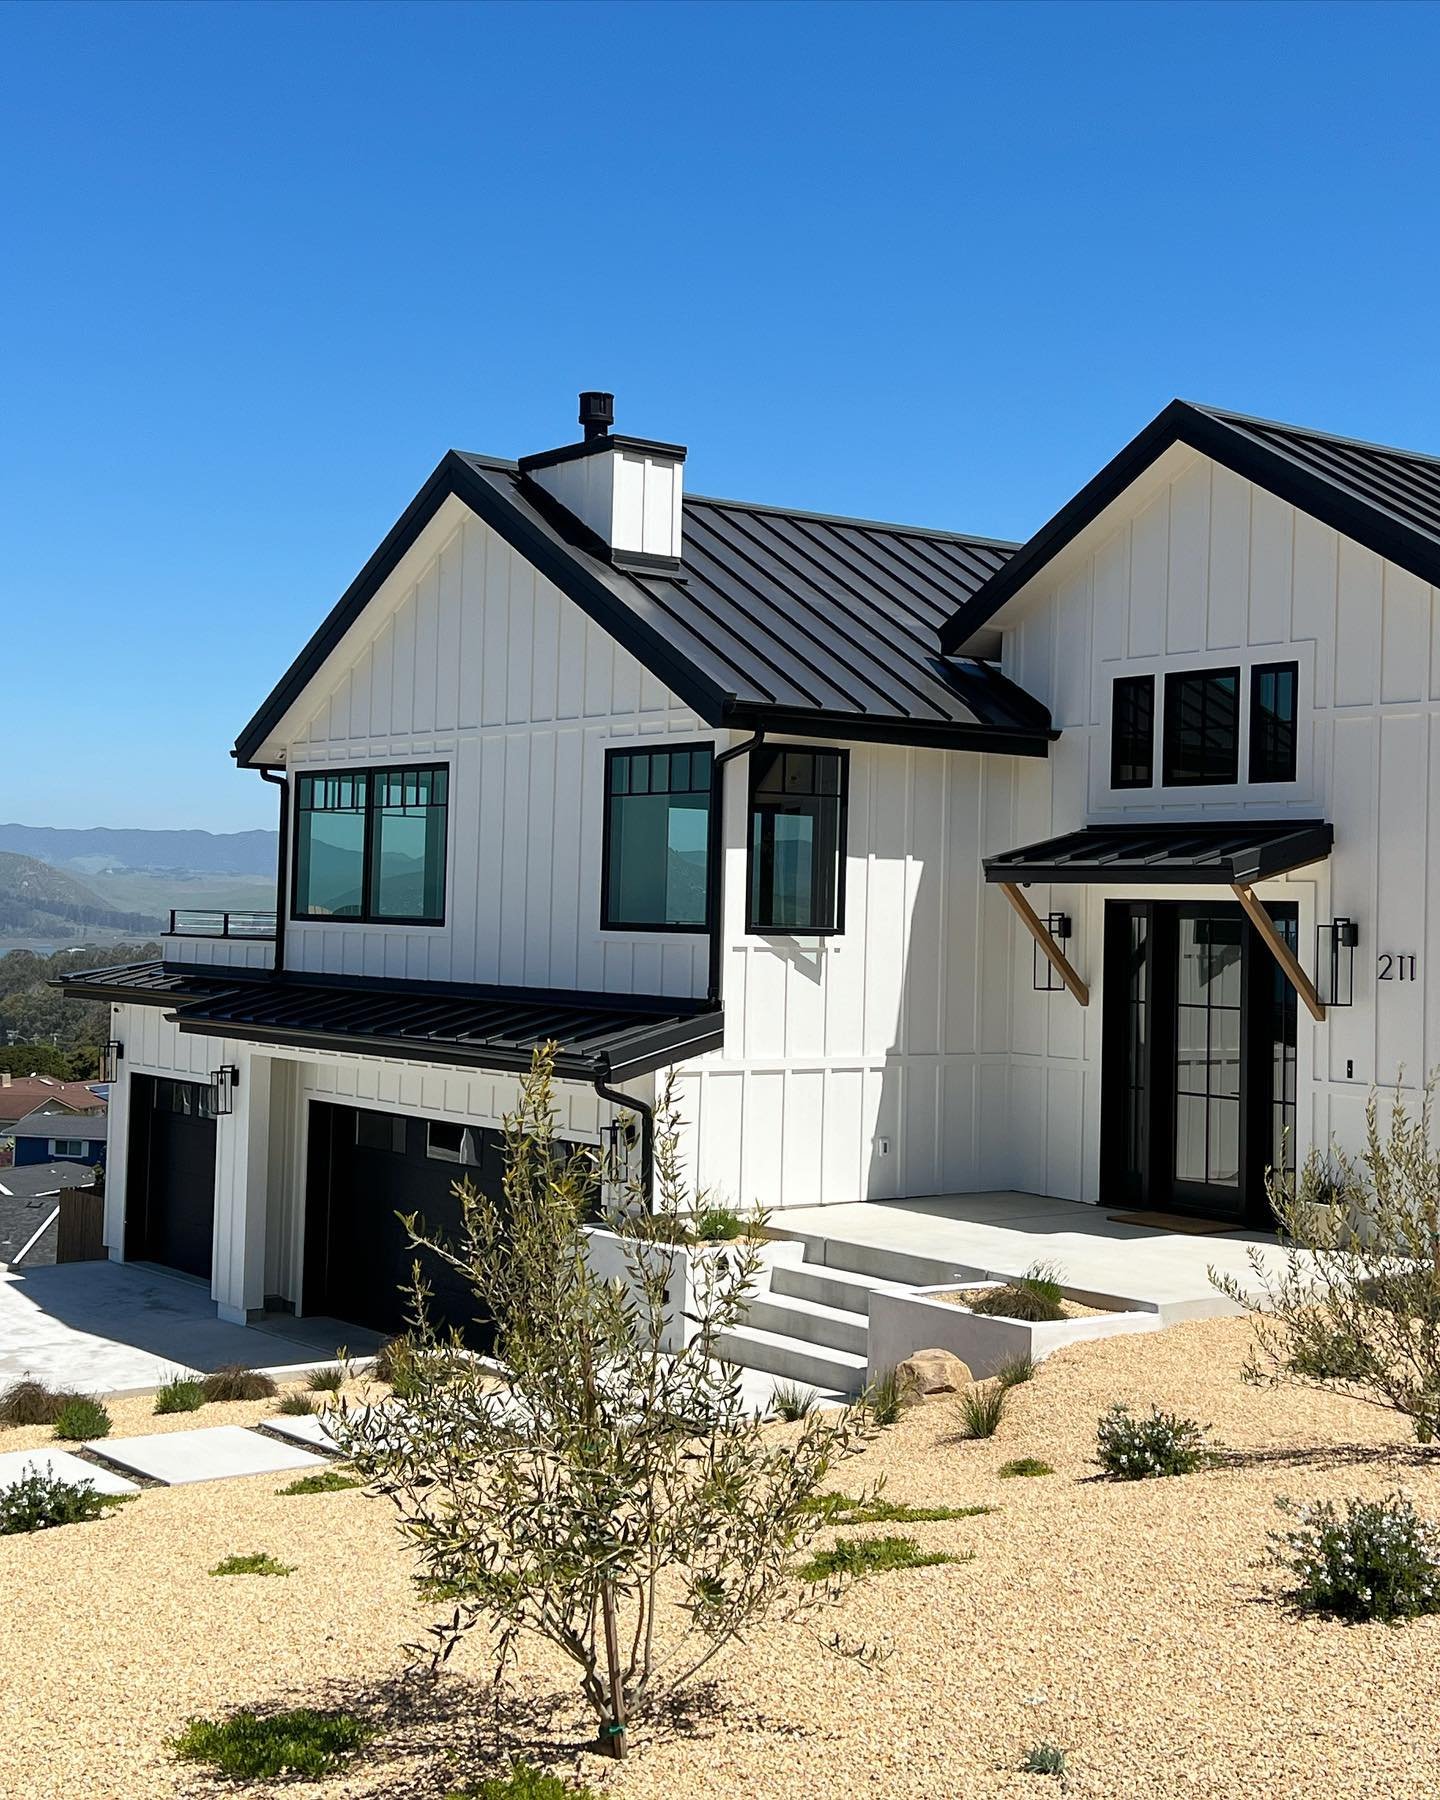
{"left": 1107, "top": 1210, "right": 1239, "bottom": 1236}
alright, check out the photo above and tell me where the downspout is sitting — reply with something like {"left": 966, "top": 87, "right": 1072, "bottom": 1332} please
{"left": 706, "top": 729, "right": 763, "bottom": 1004}
{"left": 593, "top": 1076, "right": 654, "bottom": 1203}
{"left": 258, "top": 766, "right": 288, "bottom": 975}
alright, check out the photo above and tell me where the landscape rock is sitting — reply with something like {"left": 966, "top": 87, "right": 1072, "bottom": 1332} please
{"left": 896, "top": 1347, "right": 972, "bottom": 1400}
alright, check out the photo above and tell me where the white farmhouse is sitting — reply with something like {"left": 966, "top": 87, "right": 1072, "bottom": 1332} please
{"left": 62, "top": 394, "right": 1435, "bottom": 1382}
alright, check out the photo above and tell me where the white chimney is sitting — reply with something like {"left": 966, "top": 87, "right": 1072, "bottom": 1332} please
{"left": 521, "top": 392, "right": 686, "bottom": 569}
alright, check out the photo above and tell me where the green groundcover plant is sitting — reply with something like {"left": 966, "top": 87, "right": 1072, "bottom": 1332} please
{"left": 172, "top": 1708, "right": 371, "bottom": 1780}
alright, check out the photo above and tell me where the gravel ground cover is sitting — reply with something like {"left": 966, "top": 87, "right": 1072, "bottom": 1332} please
{"left": 3, "top": 1320, "right": 1440, "bottom": 1799}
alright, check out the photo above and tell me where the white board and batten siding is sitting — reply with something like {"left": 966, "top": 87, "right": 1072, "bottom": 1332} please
{"left": 161, "top": 935, "right": 275, "bottom": 972}
{"left": 986, "top": 440, "right": 1440, "bottom": 1201}
{"left": 281, "top": 499, "right": 710, "bottom": 1000}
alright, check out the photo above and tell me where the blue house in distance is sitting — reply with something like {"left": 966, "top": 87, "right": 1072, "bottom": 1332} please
{"left": 9, "top": 1108, "right": 108, "bottom": 1169}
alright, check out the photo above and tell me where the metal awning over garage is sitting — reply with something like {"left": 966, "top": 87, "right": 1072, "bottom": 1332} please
{"left": 983, "top": 819, "right": 1333, "bottom": 887}
{"left": 57, "top": 963, "right": 724, "bottom": 1084}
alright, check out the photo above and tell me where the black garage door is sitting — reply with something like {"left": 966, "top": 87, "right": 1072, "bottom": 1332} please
{"left": 303, "top": 1103, "right": 501, "bottom": 1346}
{"left": 124, "top": 1075, "right": 217, "bottom": 1280}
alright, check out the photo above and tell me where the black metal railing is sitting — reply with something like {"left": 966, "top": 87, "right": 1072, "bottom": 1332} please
{"left": 166, "top": 909, "right": 277, "bottom": 940}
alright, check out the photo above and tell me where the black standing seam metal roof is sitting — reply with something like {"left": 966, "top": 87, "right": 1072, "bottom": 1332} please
{"left": 942, "top": 400, "right": 1440, "bottom": 655}
{"left": 983, "top": 819, "right": 1334, "bottom": 887}
{"left": 233, "top": 446, "right": 1055, "bottom": 765}
{"left": 53, "top": 964, "right": 724, "bottom": 1084}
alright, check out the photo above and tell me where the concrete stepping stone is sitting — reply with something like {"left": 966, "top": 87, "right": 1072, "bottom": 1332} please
{"left": 0, "top": 1446, "right": 139, "bottom": 1497}
{"left": 264, "top": 1412, "right": 341, "bottom": 1453}
{"left": 88, "top": 1425, "right": 327, "bottom": 1486}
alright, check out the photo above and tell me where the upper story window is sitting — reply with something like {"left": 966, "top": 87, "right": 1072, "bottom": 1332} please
{"left": 1162, "top": 667, "right": 1240, "bottom": 787}
{"left": 1249, "top": 661, "right": 1299, "bottom": 783}
{"left": 51, "top": 1138, "right": 86, "bottom": 1157}
{"left": 1110, "top": 675, "right": 1155, "bottom": 789}
{"left": 602, "top": 744, "right": 713, "bottom": 931}
{"left": 293, "top": 765, "right": 448, "bottom": 924}
{"left": 747, "top": 747, "right": 847, "bottom": 935}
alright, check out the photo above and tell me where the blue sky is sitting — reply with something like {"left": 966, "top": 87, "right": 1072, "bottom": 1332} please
{"left": 5, "top": 0, "right": 1439, "bottom": 832}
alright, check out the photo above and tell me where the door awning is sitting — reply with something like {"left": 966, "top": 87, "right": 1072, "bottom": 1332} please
{"left": 984, "top": 819, "right": 1333, "bottom": 887}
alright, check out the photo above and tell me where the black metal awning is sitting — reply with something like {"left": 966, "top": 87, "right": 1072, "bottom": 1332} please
{"left": 984, "top": 819, "right": 1333, "bottom": 887}
{"left": 55, "top": 963, "right": 723, "bottom": 1084}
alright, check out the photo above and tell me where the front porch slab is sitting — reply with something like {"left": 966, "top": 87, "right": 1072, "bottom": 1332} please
{"left": 89, "top": 1425, "right": 327, "bottom": 1486}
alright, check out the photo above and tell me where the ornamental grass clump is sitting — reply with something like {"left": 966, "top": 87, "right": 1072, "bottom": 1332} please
{"left": 1095, "top": 1403, "right": 1216, "bottom": 1479}
{"left": 331, "top": 1049, "right": 876, "bottom": 1762}
{"left": 153, "top": 1377, "right": 205, "bottom": 1415}
{"left": 1270, "top": 1491, "right": 1440, "bottom": 1623}
{"left": 1212, "top": 1081, "right": 1440, "bottom": 1443}
{"left": 966, "top": 1263, "right": 1067, "bottom": 1323}
{"left": 0, "top": 1379, "right": 81, "bottom": 1427}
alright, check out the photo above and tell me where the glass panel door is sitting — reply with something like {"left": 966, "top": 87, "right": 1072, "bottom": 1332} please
{"left": 1173, "top": 907, "right": 1244, "bottom": 1196}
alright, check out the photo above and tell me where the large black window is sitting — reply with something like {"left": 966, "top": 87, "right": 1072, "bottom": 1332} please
{"left": 747, "top": 747, "right": 847, "bottom": 934}
{"left": 1111, "top": 675, "right": 1155, "bottom": 788}
{"left": 602, "top": 744, "right": 713, "bottom": 931}
{"left": 1162, "top": 668, "right": 1240, "bottom": 786}
{"left": 293, "top": 765, "right": 448, "bottom": 923}
{"left": 1249, "top": 661, "right": 1298, "bottom": 783}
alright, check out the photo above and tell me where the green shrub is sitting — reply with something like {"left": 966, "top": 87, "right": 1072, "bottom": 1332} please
{"left": 0, "top": 1469, "right": 125, "bottom": 1535}
{"left": 1022, "top": 1741, "right": 1067, "bottom": 1777}
{"left": 371, "top": 1335, "right": 413, "bottom": 1386}
{"left": 797, "top": 1533, "right": 966, "bottom": 1583}
{"left": 210, "top": 1551, "right": 295, "bottom": 1577}
{"left": 1270, "top": 1492, "right": 1440, "bottom": 1623}
{"left": 957, "top": 1381, "right": 1008, "bottom": 1440}
{"left": 966, "top": 1263, "right": 1067, "bottom": 1323}
{"left": 449, "top": 1762, "right": 597, "bottom": 1800}
{"left": 52, "top": 1396, "right": 111, "bottom": 1441}
{"left": 172, "top": 1708, "right": 371, "bottom": 1780}
{"left": 278, "top": 1469, "right": 361, "bottom": 1496}
{"left": 864, "top": 1367, "right": 905, "bottom": 1426}
{"left": 1095, "top": 1404, "right": 1217, "bottom": 1480}
{"left": 691, "top": 1204, "right": 746, "bottom": 1242}
{"left": 306, "top": 1364, "right": 344, "bottom": 1393}
{"left": 996, "top": 1350, "right": 1037, "bottom": 1389}
{"left": 771, "top": 1382, "right": 818, "bottom": 1421}
{"left": 277, "top": 1391, "right": 315, "bottom": 1416}
{"left": 998, "top": 1457, "right": 1053, "bottom": 1479}
{"left": 200, "top": 1364, "right": 277, "bottom": 1403}
{"left": 0, "top": 1379, "right": 80, "bottom": 1427}
{"left": 154, "top": 1377, "right": 205, "bottom": 1415}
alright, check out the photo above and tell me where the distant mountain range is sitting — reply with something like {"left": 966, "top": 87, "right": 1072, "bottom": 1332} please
{"left": 0, "top": 823, "right": 278, "bottom": 877}
{"left": 0, "top": 851, "right": 159, "bottom": 938}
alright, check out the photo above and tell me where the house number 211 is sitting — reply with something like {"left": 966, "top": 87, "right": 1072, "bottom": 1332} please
{"left": 1378, "top": 953, "right": 1418, "bottom": 982}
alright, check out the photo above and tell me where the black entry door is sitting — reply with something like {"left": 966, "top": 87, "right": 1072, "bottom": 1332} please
{"left": 1103, "top": 899, "right": 1297, "bottom": 1223}
{"left": 303, "top": 1103, "right": 501, "bottom": 1346}
{"left": 124, "top": 1075, "right": 217, "bottom": 1279}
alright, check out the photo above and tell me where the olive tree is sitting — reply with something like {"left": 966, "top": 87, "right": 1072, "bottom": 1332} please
{"left": 1213, "top": 1082, "right": 1440, "bottom": 1440}
{"left": 334, "top": 1045, "right": 874, "bottom": 1757}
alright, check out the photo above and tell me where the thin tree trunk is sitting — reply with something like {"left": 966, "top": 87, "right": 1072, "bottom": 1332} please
{"left": 599, "top": 1580, "right": 628, "bottom": 1758}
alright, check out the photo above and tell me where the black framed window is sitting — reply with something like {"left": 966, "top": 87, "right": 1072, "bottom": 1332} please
{"left": 1111, "top": 675, "right": 1154, "bottom": 788}
{"left": 355, "top": 1111, "right": 406, "bottom": 1154}
{"left": 747, "top": 746, "right": 847, "bottom": 934}
{"left": 602, "top": 744, "right": 713, "bottom": 931}
{"left": 1249, "top": 661, "right": 1298, "bottom": 783}
{"left": 293, "top": 764, "right": 448, "bottom": 924}
{"left": 1162, "top": 668, "right": 1240, "bottom": 786}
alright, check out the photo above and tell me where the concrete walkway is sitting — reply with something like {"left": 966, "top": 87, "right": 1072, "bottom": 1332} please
{"left": 774, "top": 1191, "right": 1283, "bottom": 1320}
{"left": 0, "top": 1260, "right": 381, "bottom": 1394}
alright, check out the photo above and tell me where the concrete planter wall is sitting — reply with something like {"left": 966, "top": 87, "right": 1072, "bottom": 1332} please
{"left": 584, "top": 1227, "right": 801, "bottom": 1354}
{"left": 867, "top": 1279, "right": 1162, "bottom": 1382}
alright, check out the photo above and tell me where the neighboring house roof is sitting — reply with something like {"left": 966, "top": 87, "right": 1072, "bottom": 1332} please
{"left": 58, "top": 962, "right": 723, "bottom": 1085}
{"left": 10, "top": 1108, "right": 109, "bottom": 1143}
{"left": 942, "top": 401, "right": 1440, "bottom": 655}
{"left": 0, "top": 1077, "right": 106, "bottom": 1126}
{"left": 233, "top": 450, "right": 1055, "bottom": 766}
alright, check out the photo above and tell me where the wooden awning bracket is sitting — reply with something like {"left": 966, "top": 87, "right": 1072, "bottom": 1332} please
{"left": 1231, "top": 884, "right": 1326, "bottom": 1023}
{"left": 997, "top": 881, "right": 1090, "bottom": 1006}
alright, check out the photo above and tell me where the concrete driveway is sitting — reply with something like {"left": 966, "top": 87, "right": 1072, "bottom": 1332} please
{"left": 0, "top": 1259, "right": 382, "bottom": 1395}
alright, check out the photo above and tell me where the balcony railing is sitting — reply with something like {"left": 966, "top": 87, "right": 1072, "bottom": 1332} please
{"left": 166, "top": 909, "right": 277, "bottom": 940}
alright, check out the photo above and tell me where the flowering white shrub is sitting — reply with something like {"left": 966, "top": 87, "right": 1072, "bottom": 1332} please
{"left": 1094, "top": 1403, "right": 1217, "bottom": 1480}
{"left": 1270, "top": 1491, "right": 1440, "bottom": 1623}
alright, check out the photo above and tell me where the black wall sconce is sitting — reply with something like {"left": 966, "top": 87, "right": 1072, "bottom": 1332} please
{"left": 210, "top": 1064, "right": 240, "bottom": 1115}
{"left": 1317, "top": 917, "right": 1358, "bottom": 1008}
{"left": 1034, "top": 913, "right": 1073, "bottom": 993}
{"left": 100, "top": 1041, "right": 124, "bottom": 1083}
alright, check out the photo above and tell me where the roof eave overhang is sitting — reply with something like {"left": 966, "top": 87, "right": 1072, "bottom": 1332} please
{"left": 941, "top": 401, "right": 1440, "bottom": 656}
{"left": 723, "top": 704, "right": 1056, "bottom": 758}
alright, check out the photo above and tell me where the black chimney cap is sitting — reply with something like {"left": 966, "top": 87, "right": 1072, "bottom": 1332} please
{"left": 579, "top": 391, "right": 615, "bottom": 441}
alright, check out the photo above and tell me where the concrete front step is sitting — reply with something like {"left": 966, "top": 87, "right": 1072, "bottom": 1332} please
{"left": 746, "top": 1290, "right": 869, "bottom": 1356}
{"left": 715, "top": 1323, "right": 868, "bottom": 1396}
{"left": 767, "top": 1228, "right": 983, "bottom": 1292}
{"left": 769, "top": 1260, "right": 913, "bottom": 1317}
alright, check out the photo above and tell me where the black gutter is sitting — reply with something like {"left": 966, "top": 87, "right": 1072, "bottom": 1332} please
{"left": 258, "top": 766, "right": 288, "bottom": 974}
{"left": 593, "top": 1078, "right": 656, "bottom": 1202}
{"left": 723, "top": 705, "right": 1055, "bottom": 757}
{"left": 707, "top": 730, "right": 764, "bottom": 1004}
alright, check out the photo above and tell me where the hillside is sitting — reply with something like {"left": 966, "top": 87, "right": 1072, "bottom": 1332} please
{"left": 0, "top": 851, "right": 161, "bottom": 939}
{"left": 0, "top": 822, "right": 278, "bottom": 876}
